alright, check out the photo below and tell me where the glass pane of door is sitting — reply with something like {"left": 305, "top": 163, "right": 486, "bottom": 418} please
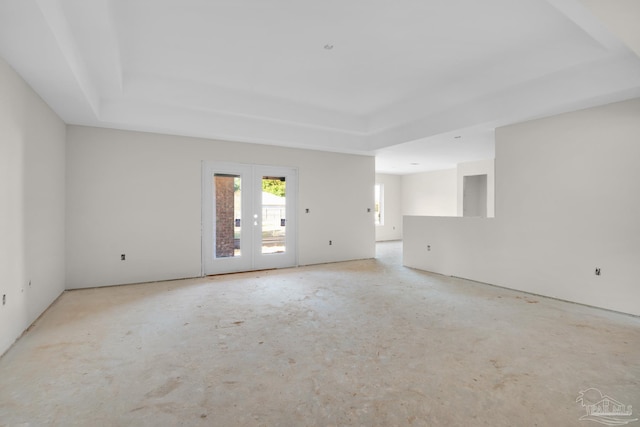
{"left": 214, "top": 174, "right": 242, "bottom": 258}
{"left": 261, "top": 176, "right": 286, "bottom": 254}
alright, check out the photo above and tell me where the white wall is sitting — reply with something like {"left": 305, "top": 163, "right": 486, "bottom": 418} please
{"left": 404, "top": 98, "right": 640, "bottom": 316}
{"left": 66, "top": 126, "right": 375, "bottom": 289}
{"left": 401, "top": 169, "right": 457, "bottom": 216}
{"left": 457, "top": 159, "right": 494, "bottom": 217}
{"left": 0, "top": 57, "right": 66, "bottom": 355}
{"left": 375, "top": 173, "right": 402, "bottom": 241}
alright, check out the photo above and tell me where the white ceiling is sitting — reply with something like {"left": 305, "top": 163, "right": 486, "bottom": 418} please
{"left": 1, "top": 0, "right": 639, "bottom": 174}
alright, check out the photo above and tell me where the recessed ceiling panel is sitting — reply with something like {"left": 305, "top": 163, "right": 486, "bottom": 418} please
{"left": 107, "top": 0, "right": 610, "bottom": 117}
{"left": 1, "top": 0, "right": 639, "bottom": 171}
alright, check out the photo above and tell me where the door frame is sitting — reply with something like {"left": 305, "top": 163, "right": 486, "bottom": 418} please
{"left": 201, "top": 161, "right": 298, "bottom": 276}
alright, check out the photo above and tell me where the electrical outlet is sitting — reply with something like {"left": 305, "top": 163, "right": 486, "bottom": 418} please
{"left": 2, "top": 294, "right": 5, "bottom": 305}
{"left": 305, "top": 208, "right": 310, "bottom": 213}
{"left": 121, "top": 254, "right": 126, "bottom": 261}
{"left": 595, "top": 268, "right": 601, "bottom": 276}
{"left": 329, "top": 240, "right": 332, "bottom": 245}
{"left": 427, "top": 245, "right": 431, "bottom": 251}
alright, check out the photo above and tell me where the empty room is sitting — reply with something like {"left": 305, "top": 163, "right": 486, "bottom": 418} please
{"left": 1, "top": 0, "right": 639, "bottom": 425}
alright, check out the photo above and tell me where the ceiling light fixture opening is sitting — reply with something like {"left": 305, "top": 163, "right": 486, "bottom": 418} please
{"left": 324, "top": 44, "right": 334, "bottom": 50}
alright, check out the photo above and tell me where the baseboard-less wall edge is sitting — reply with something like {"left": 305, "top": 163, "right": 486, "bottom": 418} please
{"left": 67, "top": 258, "right": 378, "bottom": 290}
{"left": 0, "top": 290, "right": 65, "bottom": 360}
{"left": 452, "top": 275, "right": 640, "bottom": 320}
{"left": 409, "top": 265, "right": 640, "bottom": 320}
{"left": 298, "top": 257, "right": 375, "bottom": 268}
{"left": 67, "top": 275, "right": 205, "bottom": 291}
{"left": 444, "top": 269, "right": 640, "bottom": 319}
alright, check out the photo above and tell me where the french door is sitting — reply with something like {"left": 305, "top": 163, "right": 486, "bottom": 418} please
{"left": 202, "top": 162, "right": 297, "bottom": 275}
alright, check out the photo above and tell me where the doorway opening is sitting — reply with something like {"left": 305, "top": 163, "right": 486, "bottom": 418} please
{"left": 203, "top": 162, "right": 297, "bottom": 275}
{"left": 463, "top": 174, "right": 487, "bottom": 217}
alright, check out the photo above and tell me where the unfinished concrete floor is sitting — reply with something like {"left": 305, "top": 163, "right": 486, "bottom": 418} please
{"left": 1, "top": 241, "right": 639, "bottom": 426}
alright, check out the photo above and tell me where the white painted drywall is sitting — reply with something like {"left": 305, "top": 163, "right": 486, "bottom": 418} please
{"left": 66, "top": 126, "right": 375, "bottom": 289}
{"left": 401, "top": 169, "right": 457, "bottom": 216}
{"left": 0, "top": 57, "right": 66, "bottom": 355}
{"left": 404, "top": 98, "right": 640, "bottom": 316}
{"left": 375, "top": 173, "right": 402, "bottom": 241}
{"left": 457, "top": 159, "right": 495, "bottom": 217}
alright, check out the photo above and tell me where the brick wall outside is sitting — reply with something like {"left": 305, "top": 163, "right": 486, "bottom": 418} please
{"left": 215, "top": 176, "right": 236, "bottom": 258}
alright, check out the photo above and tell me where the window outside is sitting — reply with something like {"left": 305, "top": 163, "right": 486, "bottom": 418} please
{"left": 375, "top": 184, "right": 383, "bottom": 226}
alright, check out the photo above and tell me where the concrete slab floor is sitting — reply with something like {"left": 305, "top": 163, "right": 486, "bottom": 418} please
{"left": 0, "top": 241, "right": 639, "bottom": 426}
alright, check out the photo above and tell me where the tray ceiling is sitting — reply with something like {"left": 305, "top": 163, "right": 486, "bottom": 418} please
{"left": 1, "top": 0, "right": 639, "bottom": 173}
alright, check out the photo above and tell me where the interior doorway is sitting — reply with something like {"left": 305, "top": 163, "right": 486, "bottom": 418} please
{"left": 202, "top": 162, "right": 297, "bottom": 275}
{"left": 463, "top": 174, "right": 488, "bottom": 217}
